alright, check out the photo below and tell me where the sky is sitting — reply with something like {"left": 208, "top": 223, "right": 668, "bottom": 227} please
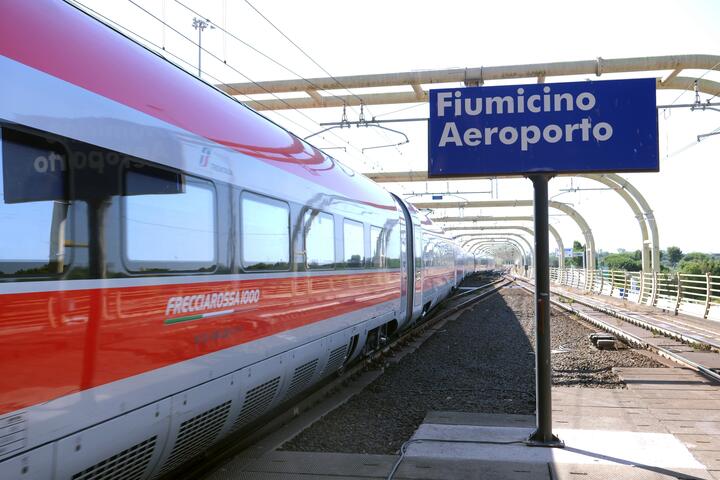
{"left": 69, "top": 0, "right": 720, "bottom": 255}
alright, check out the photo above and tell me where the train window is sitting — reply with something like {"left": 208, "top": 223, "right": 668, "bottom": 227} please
{"left": 414, "top": 228, "right": 423, "bottom": 275}
{"left": 241, "top": 192, "right": 290, "bottom": 271}
{"left": 369, "top": 226, "right": 384, "bottom": 268}
{"left": 423, "top": 238, "right": 434, "bottom": 268}
{"left": 305, "top": 211, "right": 335, "bottom": 269}
{"left": 343, "top": 219, "right": 364, "bottom": 268}
{"left": 124, "top": 171, "right": 216, "bottom": 271}
{"left": 0, "top": 127, "right": 70, "bottom": 277}
{"left": 386, "top": 224, "right": 401, "bottom": 268}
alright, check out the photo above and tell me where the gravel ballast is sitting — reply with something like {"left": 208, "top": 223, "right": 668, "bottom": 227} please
{"left": 282, "top": 283, "right": 664, "bottom": 454}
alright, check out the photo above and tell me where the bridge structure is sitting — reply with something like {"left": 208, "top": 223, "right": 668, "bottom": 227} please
{"left": 216, "top": 54, "right": 720, "bottom": 274}
{"left": 433, "top": 217, "right": 565, "bottom": 268}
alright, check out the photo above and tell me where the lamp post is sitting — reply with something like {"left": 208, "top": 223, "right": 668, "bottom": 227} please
{"left": 192, "top": 17, "right": 213, "bottom": 78}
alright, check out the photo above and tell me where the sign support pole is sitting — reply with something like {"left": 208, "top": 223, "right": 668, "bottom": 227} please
{"left": 527, "top": 174, "right": 564, "bottom": 447}
{"left": 427, "top": 78, "right": 658, "bottom": 445}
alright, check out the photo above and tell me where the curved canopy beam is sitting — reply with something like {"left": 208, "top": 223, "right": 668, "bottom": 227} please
{"left": 473, "top": 244, "right": 519, "bottom": 266}
{"left": 471, "top": 240, "right": 525, "bottom": 266}
{"left": 413, "top": 200, "right": 596, "bottom": 270}
{"left": 463, "top": 235, "right": 533, "bottom": 265}
{"left": 550, "top": 202, "right": 595, "bottom": 270}
{"left": 574, "top": 174, "right": 652, "bottom": 271}
{"left": 368, "top": 173, "right": 656, "bottom": 272}
{"left": 474, "top": 243, "right": 514, "bottom": 258}
{"left": 469, "top": 238, "right": 527, "bottom": 258}
{"left": 225, "top": 54, "right": 720, "bottom": 110}
{"left": 459, "top": 233, "right": 533, "bottom": 260}
{"left": 454, "top": 231, "right": 534, "bottom": 265}
{"left": 589, "top": 173, "right": 659, "bottom": 272}
{"left": 438, "top": 220, "right": 565, "bottom": 268}
{"left": 472, "top": 242, "right": 526, "bottom": 270}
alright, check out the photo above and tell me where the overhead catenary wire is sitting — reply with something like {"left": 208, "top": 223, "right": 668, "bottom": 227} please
{"left": 76, "top": 0, "right": 308, "bottom": 132}
{"left": 697, "top": 123, "right": 720, "bottom": 142}
{"left": 667, "top": 61, "right": 720, "bottom": 106}
{"left": 161, "top": 0, "right": 166, "bottom": 49}
{"left": 67, "top": 0, "right": 375, "bottom": 172}
{"left": 373, "top": 102, "right": 428, "bottom": 119}
{"left": 125, "top": 1, "right": 326, "bottom": 127}
{"left": 241, "top": 0, "right": 405, "bottom": 160}
{"left": 175, "top": 0, "right": 378, "bottom": 115}
{"left": 172, "top": 0, "right": 379, "bottom": 165}
{"left": 65, "top": 0, "right": 316, "bottom": 137}
{"left": 658, "top": 64, "right": 720, "bottom": 155}
{"left": 221, "top": 0, "right": 227, "bottom": 63}
{"left": 122, "top": 0, "right": 373, "bottom": 170}
{"left": 242, "top": 0, "right": 366, "bottom": 106}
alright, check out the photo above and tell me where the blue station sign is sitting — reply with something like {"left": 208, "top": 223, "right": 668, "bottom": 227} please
{"left": 428, "top": 78, "right": 659, "bottom": 177}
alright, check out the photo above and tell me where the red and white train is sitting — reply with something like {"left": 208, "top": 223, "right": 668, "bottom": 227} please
{"left": 0, "top": 1, "right": 476, "bottom": 478}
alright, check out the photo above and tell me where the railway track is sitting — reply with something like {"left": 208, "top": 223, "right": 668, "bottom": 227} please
{"left": 168, "top": 273, "right": 511, "bottom": 480}
{"left": 512, "top": 276, "right": 720, "bottom": 383}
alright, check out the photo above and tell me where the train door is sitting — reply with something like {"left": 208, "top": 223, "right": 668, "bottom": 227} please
{"left": 413, "top": 221, "right": 424, "bottom": 318}
{"left": 398, "top": 216, "right": 409, "bottom": 324}
{"left": 390, "top": 194, "right": 415, "bottom": 326}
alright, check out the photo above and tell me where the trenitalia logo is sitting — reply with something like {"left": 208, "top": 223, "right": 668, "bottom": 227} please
{"left": 199, "top": 147, "right": 210, "bottom": 167}
{"left": 198, "top": 147, "right": 233, "bottom": 177}
{"left": 164, "top": 289, "right": 261, "bottom": 325}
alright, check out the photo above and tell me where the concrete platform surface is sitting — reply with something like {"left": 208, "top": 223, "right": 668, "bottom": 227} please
{"left": 406, "top": 423, "right": 705, "bottom": 470}
{"left": 202, "top": 452, "right": 712, "bottom": 480}
{"left": 205, "top": 368, "right": 720, "bottom": 480}
{"left": 205, "top": 450, "right": 553, "bottom": 479}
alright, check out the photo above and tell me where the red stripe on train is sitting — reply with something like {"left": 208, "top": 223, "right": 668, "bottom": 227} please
{"left": 0, "top": 272, "right": 400, "bottom": 415}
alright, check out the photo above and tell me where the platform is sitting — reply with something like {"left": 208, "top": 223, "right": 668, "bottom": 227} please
{"left": 205, "top": 368, "right": 720, "bottom": 479}
{"left": 554, "top": 283, "right": 720, "bottom": 350}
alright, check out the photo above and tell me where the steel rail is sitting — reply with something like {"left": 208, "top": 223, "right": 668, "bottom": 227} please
{"left": 549, "top": 283, "right": 720, "bottom": 351}
{"left": 541, "top": 270, "right": 720, "bottom": 350}
{"left": 512, "top": 277, "right": 720, "bottom": 384}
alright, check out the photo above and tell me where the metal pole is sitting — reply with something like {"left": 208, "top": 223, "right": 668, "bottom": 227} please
{"left": 527, "top": 174, "right": 563, "bottom": 447}
{"left": 192, "top": 18, "right": 210, "bottom": 78}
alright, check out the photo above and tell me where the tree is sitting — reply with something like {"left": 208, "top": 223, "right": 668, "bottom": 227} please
{"left": 567, "top": 240, "right": 585, "bottom": 268}
{"left": 604, "top": 253, "right": 642, "bottom": 272}
{"left": 679, "top": 252, "right": 720, "bottom": 276}
{"left": 683, "top": 252, "right": 709, "bottom": 263}
{"left": 680, "top": 262, "right": 704, "bottom": 275}
{"left": 666, "top": 246, "right": 683, "bottom": 266}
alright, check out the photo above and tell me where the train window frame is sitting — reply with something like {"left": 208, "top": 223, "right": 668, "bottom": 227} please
{"left": 385, "top": 222, "right": 401, "bottom": 269}
{"left": 342, "top": 218, "right": 365, "bottom": 269}
{"left": 121, "top": 169, "right": 218, "bottom": 274}
{"left": 304, "top": 210, "right": 336, "bottom": 270}
{"left": 0, "top": 125, "right": 74, "bottom": 279}
{"left": 424, "top": 236, "right": 436, "bottom": 268}
{"left": 240, "top": 191, "right": 291, "bottom": 272}
{"left": 369, "top": 225, "right": 384, "bottom": 269}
